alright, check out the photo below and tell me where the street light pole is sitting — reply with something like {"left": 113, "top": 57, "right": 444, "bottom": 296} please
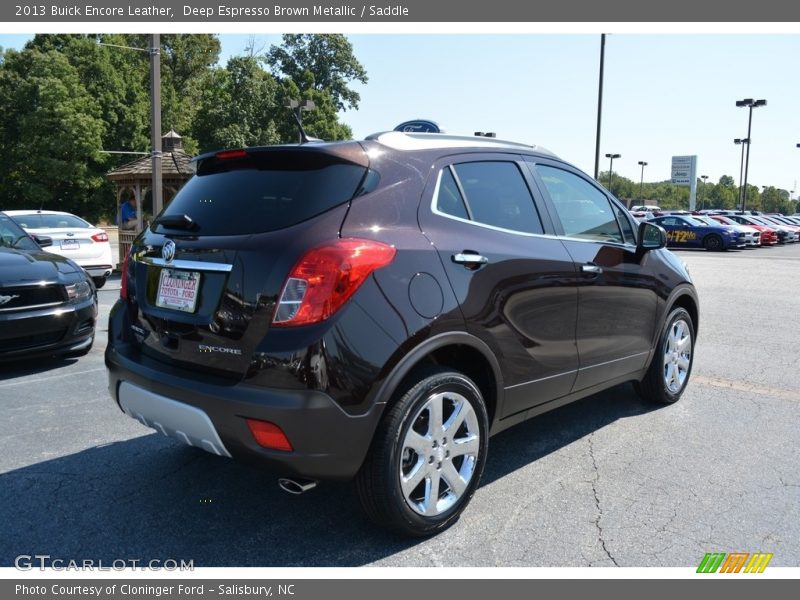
{"left": 150, "top": 34, "right": 163, "bottom": 221}
{"left": 605, "top": 153, "right": 620, "bottom": 193}
{"left": 736, "top": 98, "right": 767, "bottom": 212}
{"left": 700, "top": 175, "right": 708, "bottom": 210}
{"left": 638, "top": 160, "right": 647, "bottom": 201}
{"left": 734, "top": 138, "right": 749, "bottom": 210}
{"left": 593, "top": 34, "right": 606, "bottom": 180}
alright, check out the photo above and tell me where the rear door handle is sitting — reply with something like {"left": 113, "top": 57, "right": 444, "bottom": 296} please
{"left": 581, "top": 264, "right": 603, "bottom": 274}
{"left": 453, "top": 253, "right": 489, "bottom": 265}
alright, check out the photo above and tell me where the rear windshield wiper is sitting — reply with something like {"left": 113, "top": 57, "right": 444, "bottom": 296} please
{"left": 154, "top": 214, "right": 199, "bottom": 231}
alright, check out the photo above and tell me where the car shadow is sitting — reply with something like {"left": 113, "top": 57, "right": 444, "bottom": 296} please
{"left": 0, "top": 356, "right": 80, "bottom": 380}
{"left": 0, "top": 383, "right": 657, "bottom": 567}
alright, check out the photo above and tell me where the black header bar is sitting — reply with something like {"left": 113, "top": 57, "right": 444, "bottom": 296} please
{"left": 3, "top": 0, "right": 800, "bottom": 23}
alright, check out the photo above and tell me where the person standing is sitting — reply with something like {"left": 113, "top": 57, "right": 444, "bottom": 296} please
{"left": 120, "top": 196, "right": 137, "bottom": 230}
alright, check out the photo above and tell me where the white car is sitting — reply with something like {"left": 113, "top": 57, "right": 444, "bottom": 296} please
{"left": 5, "top": 210, "right": 113, "bottom": 288}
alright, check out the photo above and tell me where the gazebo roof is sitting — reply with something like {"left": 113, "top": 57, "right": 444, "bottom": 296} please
{"left": 107, "top": 130, "right": 194, "bottom": 183}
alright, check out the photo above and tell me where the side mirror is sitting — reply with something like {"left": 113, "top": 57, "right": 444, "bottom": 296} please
{"left": 637, "top": 221, "right": 667, "bottom": 252}
{"left": 34, "top": 235, "right": 53, "bottom": 248}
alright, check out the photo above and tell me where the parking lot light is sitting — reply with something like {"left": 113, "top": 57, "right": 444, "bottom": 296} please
{"left": 638, "top": 161, "right": 648, "bottom": 201}
{"left": 605, "top": 153, "right": 621, "bottom": 192}
{"left": 736, "top": 98, "right": 767, "bottom": 211}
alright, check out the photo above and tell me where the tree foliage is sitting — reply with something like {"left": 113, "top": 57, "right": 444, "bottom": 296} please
{"left": 0, "top": 34, "right": 364, "bottom": 222}
{"left": 266, "top": 34, "right": 368, "bottom": 111}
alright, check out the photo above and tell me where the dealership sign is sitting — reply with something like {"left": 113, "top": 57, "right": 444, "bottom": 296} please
{"left": 671, "top": 155, "right": 697, "bottom": 186}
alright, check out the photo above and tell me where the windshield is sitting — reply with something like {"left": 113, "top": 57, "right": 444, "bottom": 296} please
{"left": 0, "top": 214, "right": 40, "bottom": 251}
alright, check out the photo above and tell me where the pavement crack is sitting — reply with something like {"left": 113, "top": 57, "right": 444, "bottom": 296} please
{"left": 588, "top": 434, "right": 619, "bottom": 567}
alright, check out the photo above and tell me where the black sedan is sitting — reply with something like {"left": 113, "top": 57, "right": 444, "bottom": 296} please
{"left": 0, "top": 211, "right": 97, "bottom": 361}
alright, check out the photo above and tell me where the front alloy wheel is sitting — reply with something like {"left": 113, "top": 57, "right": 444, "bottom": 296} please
{"left": 356, "top": 368, "right": 489, "bottom": 536}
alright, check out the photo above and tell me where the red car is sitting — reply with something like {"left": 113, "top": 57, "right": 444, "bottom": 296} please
{"left": 711, "top": 215, "right": 778, "bottom": 245}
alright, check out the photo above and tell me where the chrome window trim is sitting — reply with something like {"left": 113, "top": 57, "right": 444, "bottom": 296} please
{"left": 136, "top": 257, "right": 233, "bottom": 273}
{"left": 429, "top": 166, "right": 547, "bottom": 238}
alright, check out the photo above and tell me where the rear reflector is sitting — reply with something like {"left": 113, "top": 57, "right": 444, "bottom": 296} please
{"left": 246, "top": 419, "right": 293, "bottom": 452}
{"left": 91, "top": 232, "right": 109, "bottom": 242}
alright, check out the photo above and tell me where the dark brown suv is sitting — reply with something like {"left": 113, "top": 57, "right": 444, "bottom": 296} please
{"left": 106, "top": 131, "right": 698, "bottom": 536}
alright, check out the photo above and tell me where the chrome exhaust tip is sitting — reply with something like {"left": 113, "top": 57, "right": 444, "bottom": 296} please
{"left": 278, "top": 478, "right": 318, "bottom": 495}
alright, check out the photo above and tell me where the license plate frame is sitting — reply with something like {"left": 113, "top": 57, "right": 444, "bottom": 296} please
{"left": 155, "top": 268, "right": 201, "bottom": 313}
{"left": 60, "top": 239, "right": 80, "bottom": 250}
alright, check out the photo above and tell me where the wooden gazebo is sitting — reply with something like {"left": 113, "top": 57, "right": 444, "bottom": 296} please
{"left": 106, "top": 130, "right": 194, "bottom": 264}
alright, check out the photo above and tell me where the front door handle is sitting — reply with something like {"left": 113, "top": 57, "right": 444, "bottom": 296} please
{"left": 453, "top": 253, "right": 489, "bottom": 265}
{"left": 581, "top": 264, "right": 603, "bottom": 275}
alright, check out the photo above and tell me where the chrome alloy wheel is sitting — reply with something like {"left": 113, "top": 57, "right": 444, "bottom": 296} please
{"left": 663, "top": 318, "right": 692, "bottom": 394}
{"left": 399, "top": 391, "right": 480, "bottom": 516}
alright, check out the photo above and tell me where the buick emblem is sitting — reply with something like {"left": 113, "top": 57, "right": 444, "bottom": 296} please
{"left": 162, "top": 239, "right": 176, "bottom": 263}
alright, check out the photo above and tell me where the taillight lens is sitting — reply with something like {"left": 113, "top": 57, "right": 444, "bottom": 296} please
{"left": 91, "top": 232, "right": 109, "bottom": 242}
{"left": 272, "top": 238, "right": 396, "bottom": 327}
{"left": 120, "top": 250, "right": 131, "bottom": 300}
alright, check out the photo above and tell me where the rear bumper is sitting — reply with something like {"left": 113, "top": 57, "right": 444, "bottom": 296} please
{"left": 105, "top": 343, "right": 385, "bottom": 481}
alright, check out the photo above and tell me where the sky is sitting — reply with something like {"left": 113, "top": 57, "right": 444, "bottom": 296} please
{"left": 2, "top": 32, "right": 799, "bottom": 196}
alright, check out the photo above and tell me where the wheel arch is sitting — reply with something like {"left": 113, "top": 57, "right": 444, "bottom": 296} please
{"left": 372, "top": 332, "right": 504, "bottom": 428}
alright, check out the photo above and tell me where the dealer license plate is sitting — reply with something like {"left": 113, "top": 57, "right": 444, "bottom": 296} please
{"left": 60, "top": 239, "right": 80, "bottom": 250}
{"left": 156, "top": 268, "right": 201, "bottom": 313}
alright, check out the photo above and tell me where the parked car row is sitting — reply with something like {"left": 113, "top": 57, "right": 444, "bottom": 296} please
{"left": 4, "top": 209, "right": 114, "bottom": 288}
{"left": 631, "top": 208, "right": 800, "bottom": 250}
{"left": 0, "top": 211, "right": 97, "bottom": 361}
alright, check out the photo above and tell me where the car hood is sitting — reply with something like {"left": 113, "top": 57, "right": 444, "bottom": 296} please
{"left": 0, "top": 247, "right": 82, "bottom": 284}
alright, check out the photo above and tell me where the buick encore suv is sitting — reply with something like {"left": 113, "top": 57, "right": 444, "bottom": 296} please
{"left": 106, "top": 132, "right": 698, "bottom": 536}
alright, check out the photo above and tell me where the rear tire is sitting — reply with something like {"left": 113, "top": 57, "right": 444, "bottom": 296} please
{"left": 356, "top": 368, "right": 489, "bottom": 537}
{"left": 637, "top": 308, "right": 695, "bottom": 405}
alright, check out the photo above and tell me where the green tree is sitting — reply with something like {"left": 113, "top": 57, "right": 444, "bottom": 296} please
{"left": 193, "top": 56, "right": 281, "bottom": 152}
{"left": 0, "top": 48, "right": 106, "bottom": 217}
{"left": 266, "top": 34, "right": 368, "bottom": 111}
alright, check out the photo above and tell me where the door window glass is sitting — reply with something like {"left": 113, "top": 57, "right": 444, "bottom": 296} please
{"left": 536, "top": 165, "right": 623, "bottom": 243}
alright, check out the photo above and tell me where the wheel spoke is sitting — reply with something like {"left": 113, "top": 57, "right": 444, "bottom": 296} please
{"left": 443, "top": 398, "right": 468, "bottom": 435}
{"left": 677, "top": 356, "right": 690, "bottom": 371}
{"left": 441, "top": 461, "right": 467, "bottom": 497}
{"left": 450, "top": 434, "right": 479, "bottom": 458}
{"left": 401, "top": 459, "right": 427, "bottom": 498}
{"left": 428, "top": 395, "right": 444, "bottom": 436}
{"left": 404, "top": 430, "right": 429, "bottom": 455}
{"left": 677, "top": 335, "right": 691, "bottom": 351}
{"left": 423, "top": 471, "right": 442, "bottom": 515}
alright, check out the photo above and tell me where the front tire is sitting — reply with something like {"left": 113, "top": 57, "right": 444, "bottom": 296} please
{"left": 637, "top": 307, "right": 695, "bottom": 405}
{"left": 356, "top": 368, "right": 489, "bottom": 537}
{"left": 704, "top": 234, "right": 723, "bottom": 251}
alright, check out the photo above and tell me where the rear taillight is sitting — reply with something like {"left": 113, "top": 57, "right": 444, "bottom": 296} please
{"left": 272, "top": 238, "right": 396, "bottom": 327}
{"left": 120, "top": 250, "right": 131, "bottom": 300}
{"left": 91, "top": 232, "right": 109, "bottom": 242}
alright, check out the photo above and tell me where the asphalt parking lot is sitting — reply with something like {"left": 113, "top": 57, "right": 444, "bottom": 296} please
{"left": 1, "top": 244, "right": 798, "bottom": 568}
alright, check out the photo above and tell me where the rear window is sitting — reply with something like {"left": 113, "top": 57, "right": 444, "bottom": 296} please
{"left": 155, "top": 151, "right": 368, "bottom": 235}
{"left": 13, "top": 214, "right": 90, "bottom": 229}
